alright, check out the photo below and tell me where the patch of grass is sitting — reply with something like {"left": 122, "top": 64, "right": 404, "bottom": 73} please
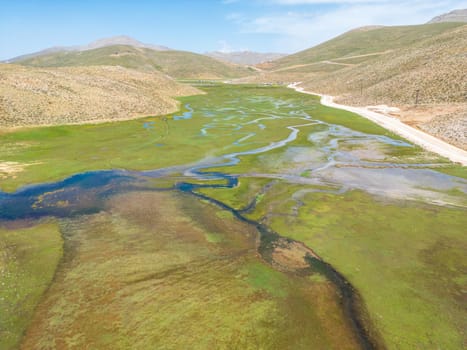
{"left": 435, "top": 164, "right": 467, "bottom": 179}
{"left": 204, "top": 232, "right": 224, "bottom": 243}
{"left": 255, "top": 186, "right": 467, "bottom": 349}
{"left": 242, "top": 261, "right": 289, "bottom": 298}
{"left": 19, "top": 191, "right": 360, "bottom": 349}
{"left": 0, "top": 220, "right": 63, "bottom": 350}
{"left": 1, "top": 84, "right": 444, "bottom": 192}
{"left": 199, "top": 177, "right": 272, "bottom": 210}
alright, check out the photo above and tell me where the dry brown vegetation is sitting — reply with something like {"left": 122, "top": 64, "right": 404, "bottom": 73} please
{"left": 296, "top": 24, "right": 467, "bottom": 149}
{"left": 391, "top": 103, "right": 467, "bottom": 150}
{"left": 299, "top": 25, "right": 467, "bottom": 106}
{"left": 240, "top": 24, "right": 467, "bottom": 149}
{"left": 0, "top": 64, "right": 201, "bottom": 128}
{"left": 15, "top": 45, "right": 254, "bottom": 80}
{"left": 418, "top": 108, "right": 467, "bottom": 149}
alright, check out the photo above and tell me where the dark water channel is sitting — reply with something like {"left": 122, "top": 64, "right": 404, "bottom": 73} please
{"left": 0, "top": 164, "right": 379, "bottom": 349}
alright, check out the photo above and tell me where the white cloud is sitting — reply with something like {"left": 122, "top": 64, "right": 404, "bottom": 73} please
{"left": 273, "top": 0, "right": 390, "bottom": 3}
{"left": 230, "top": 0, "right": 467, "bottom": 52}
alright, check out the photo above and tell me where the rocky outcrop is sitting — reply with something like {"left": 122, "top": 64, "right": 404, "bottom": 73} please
{"left": 419, "top": 111, "right": 467, "bottom": 150}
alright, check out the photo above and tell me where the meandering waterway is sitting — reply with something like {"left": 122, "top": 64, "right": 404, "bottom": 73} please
{"left": 1, "top": 85, "right": 466, "bottom": 349}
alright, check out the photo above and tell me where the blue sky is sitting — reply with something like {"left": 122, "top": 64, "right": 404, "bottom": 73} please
{"left": 1, "top": 0, "right": 466, "bottom": 60}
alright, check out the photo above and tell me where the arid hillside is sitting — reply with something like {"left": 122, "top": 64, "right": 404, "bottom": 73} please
{"left": 5, "top": 35, "right": 171, "bottom": 63}
{"left": 13, "top": 45, "right": 254, "bottom": 80}
{"left": 255, "top": 23, "right": 466, "bottom": 105}
{"left": 296, "top": 24, "right": 467, "bottom": 149}
{"left": 244, "top": 23, "right": 467, "bottom": 149}
{"left": 0, "top": 64, "right": 201, "bottom": 128}
{"left": 263, "top": 23, "right": 463, "bottom": 71}
{"left": 297, "top": 24, "right": 467, "bottom": 105}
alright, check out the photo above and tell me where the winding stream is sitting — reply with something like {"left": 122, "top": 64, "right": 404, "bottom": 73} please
{"left": 1, "top": 94, "right": 466, "bottom": 349}
{"left": 0, "top": 163, "right": 378, "bottom": 350}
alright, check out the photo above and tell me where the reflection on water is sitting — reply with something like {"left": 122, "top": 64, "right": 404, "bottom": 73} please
{"left": 143, "top": 121, "right": 155, "bottom": 130}
{"left": 0, "top": 89, "right": 463, "bottom": 350}
{"left": 318, "top": 167, "right": 467, "bottom": 206}
{"left": 1, "top": 92, "right": 466, "bottom": 222}
{"left": 173, "top": 104, "right": 194, "bottom": 120}
{"left": 176, "top": 97, "right": 466, "bottom": 207}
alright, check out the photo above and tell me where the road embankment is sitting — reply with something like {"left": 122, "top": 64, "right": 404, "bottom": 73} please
{"left": 289, "top": 82, "right": 467, "bottom": 166}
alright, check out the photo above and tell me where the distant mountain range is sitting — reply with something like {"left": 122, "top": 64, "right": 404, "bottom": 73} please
{"left": 9, "top": 44, "right": 253, "bottom": 80}
{"left": 83, "top": 35, "right": 171, "bottom": 51}
{"left": 427, "top": 9, "right": 467, "bottom": 23}
{"left": 6, "top": 36, "right": 285, "bottom": 67}
{"left": 5, "top": 35, "right": 171, "bottom": 63}
{"left": 206, "top": 51, "right": 286, "bottom": 65}
{"left": 2, "top": 8, "right": 466, "bottom": 143}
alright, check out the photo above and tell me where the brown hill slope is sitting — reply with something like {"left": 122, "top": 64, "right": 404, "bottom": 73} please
{"left": 241, "top": 24, "right": 467, "bottom": 102}
{"left": 0, "top": 64, "right": 201, "bottom": 128}
{"left": 5, "top": 35, "right": 171, "bottom": 64}
{"left": 244, "top": 23, "right": 467, "bottom": 149}
{"left": 14, "top": 45, "right": 254, "bottom": 79}
{"left": 299, "top": 24, "right": 467, "bottom": 105}
{"left": 295, "top": 24, "right": 467, "bottom": 149}
{"left": 263, "top": 22, "right": 463, "bottom": 71}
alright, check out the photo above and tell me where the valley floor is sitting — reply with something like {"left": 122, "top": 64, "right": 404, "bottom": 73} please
{"left": 1, "top": 84, "right": 466, "bottom": 350}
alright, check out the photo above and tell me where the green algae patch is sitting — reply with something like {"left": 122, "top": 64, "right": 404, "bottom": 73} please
{"left": 199, "top": 177, "right": 272, "bottom": 211}
{"left": 435, "top": 164, "right": 467, "bottom": 179}
{"left": 0, "top": 220, "right": 63, "bottom": 350}
{"left": 242, "top": 261, "right": 289, "bottom": 298}
{"left": 204, "top": 232, "right": 224, "bottom": 243}
{"left": 215, "top": 210, "right": 233, "bottom": 220}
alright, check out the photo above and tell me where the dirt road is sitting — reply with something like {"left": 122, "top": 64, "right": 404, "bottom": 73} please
{"left": 289, "top": 83, "right": 467, "bottom": 166}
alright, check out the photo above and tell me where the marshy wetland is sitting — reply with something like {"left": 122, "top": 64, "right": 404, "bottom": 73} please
{"left": 1, "top": 84, "right": 466, "bottom": 349}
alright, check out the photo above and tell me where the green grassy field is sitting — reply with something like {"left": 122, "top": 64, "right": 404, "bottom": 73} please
{"left": 0, "top": 220, "right": 63, "bottom": 350}
{"left": 1, "top": 83, "right": 465, "bottom": 349}
{"left": 1, "top": 84, "right": 447, "bottom": 193}
{"left": 263, "top": 187, "right": 467, "bottom": 349}
{"left": 18, "top": 191, "right": 360, "bottom": 349}
{"left": 198, "top": 178, "right": 467, "bottom": 349}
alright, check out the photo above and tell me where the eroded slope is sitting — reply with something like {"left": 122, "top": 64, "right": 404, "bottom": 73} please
{"left": 0, "top": 64, "right": 201, "bottom": 127}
